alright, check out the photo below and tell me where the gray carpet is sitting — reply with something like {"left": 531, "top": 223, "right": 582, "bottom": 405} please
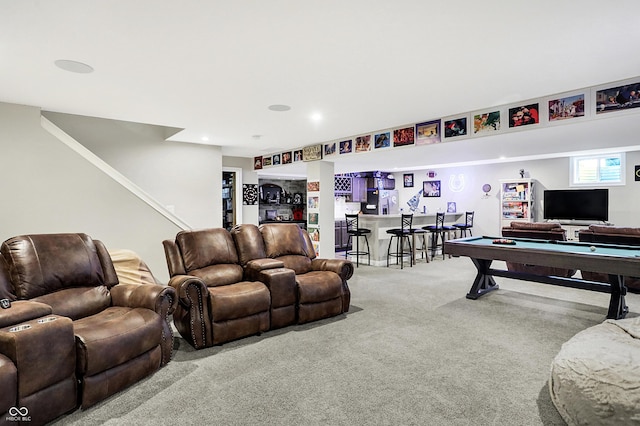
{"left": 52, "top": 257, "right": 639, "bottom": 425}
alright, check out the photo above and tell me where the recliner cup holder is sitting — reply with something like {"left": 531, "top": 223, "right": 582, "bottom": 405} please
{"left": 9, "top": 324, "right": 32, "bottom": 332}
{"left": 37, "top": 317, "right": 57, "bottom": 323}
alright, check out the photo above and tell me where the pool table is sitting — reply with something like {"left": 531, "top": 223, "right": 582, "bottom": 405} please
{"left": 444, "top": 236, "right": 638, "bottom": 319}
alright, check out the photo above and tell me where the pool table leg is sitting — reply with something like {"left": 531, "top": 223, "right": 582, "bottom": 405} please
{"left": 466, "top": 258, "right": 499, "bottom": 299}
{"left": 607, "top": 274, "right": 628, "bottom": 319}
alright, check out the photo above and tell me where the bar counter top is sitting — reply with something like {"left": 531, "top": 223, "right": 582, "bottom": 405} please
{"left": 350, "top": 212, "right": 463, "bottom": 266}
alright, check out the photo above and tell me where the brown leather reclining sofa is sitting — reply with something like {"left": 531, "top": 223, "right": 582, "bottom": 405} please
{"left": 578, "top": 225, "right": 640, "bottom": 292}
{"left": 501, "top": 221, "right": 576, "bottom": 277}
{"left": 164, "top": 223, "right": 353, "bottom": 349}
{"left": 0, "top": 233, "right": 176, "bottom": 424}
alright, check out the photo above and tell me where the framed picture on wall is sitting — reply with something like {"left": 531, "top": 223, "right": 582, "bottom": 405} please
{"left": 403, "top": 173, "right": 414, "bottom": 188}
{"left": 253, "top": 156, "right": 263, "bottom": 170}
{"left": 443, "top": 117, "right": 468, "bottom": 139}
{"left": 282, "top": 151, "right": 292, "bottom": 164}
{"left": 355, "top": 135, "right": 372, "bottom": 152}
{"left": 339, "top": 139, "right": 353, "bottom": 154}
{"left": 309, "top": 212, "right": 319, "bottom": 225}
{"left": 393, "top": 126, "right": 415, "bottom": 147}
{"left": 423, "top": 180, "right": 441, "bottom": 197}
{"left": 473, "top": 110, "right": 501, "bottom": 134}
{"left": 302, "top": 145, "right": 322, "bottom": 161}
{"left": 324, "top": 142, "right": 337, "bottom": 156}
{"left": 415, "top": 120, "right": 441, "bottom": 145}
{"left": 595, "top": 79, "right": 640, "bottom": 115}
{"left": 548, "top": 94, "right": 585, "bottom": 122}
{"left": 508, "top": 103, "right": 539, "bottom": 128}
{"left": 374, "top": 131, "right": 391, "bottom": 149}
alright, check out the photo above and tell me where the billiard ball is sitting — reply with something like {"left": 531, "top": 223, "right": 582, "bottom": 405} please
{"left": 590, "top": 246, "right": 596, "bottom": 252}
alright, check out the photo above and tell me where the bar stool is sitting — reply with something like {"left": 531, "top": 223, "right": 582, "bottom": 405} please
{"left": 386, "top": 214, "right": 413, "bottom": 269}
{"left": 411, "top": 227, "right": 429, "bottom": 264}
{"left": 423, "top": 212, "right": 456, "bottom": 260}
{"left": 453, "top": 211, "right": 474, "bottom": 238}
{"left": 345, "top": 213, "right": 371, "bottom": 267}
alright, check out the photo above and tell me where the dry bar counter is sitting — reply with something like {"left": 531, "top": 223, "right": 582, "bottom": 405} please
{"left": 353, "top": 213, "right": 462, "bottom": 266}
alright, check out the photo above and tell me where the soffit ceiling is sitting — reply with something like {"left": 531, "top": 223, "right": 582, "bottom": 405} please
{"left": 2, "top": 1, "right": 640, "bottom": 176}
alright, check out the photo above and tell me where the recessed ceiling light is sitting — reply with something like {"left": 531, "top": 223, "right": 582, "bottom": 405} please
{"left": 54, "top": 59, "right": 94, "bottom": 74}
{"left": 268, "top": 104, "right": 291, "bottom": 112}
{"left": 201, "top": 136, "right": 209, "bottom": 142}
{"left": 310, "top": 113, "right": 322, "bottom": 122}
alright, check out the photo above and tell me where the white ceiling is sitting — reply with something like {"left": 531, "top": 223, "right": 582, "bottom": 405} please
{"left": 2, "top": 1, "right": 640, "bottom": 177}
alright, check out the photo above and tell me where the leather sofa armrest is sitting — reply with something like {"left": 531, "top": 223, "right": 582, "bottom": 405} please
{"left": 0, "top": 301, "right": 52, "bottom": 328}
{"left": 310, "top": 258, "right": 354, "bottom": 281}
{"left": 110, "top": 283, "right": 178, "bottom": 317}
{"left": 167, "top": 275, "right": 208, "bottom": 308}
{"left": 166, "top": 274, "right": 211, "bottom": 349}
{"left": 245, "top": 258, "right": 285, "bottom": 280}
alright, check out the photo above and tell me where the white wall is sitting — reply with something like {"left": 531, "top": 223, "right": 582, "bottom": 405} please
{"left": 393, "top": 152, "right": 640, "bottom": 237}
{"left": 43, "top": 111, "right": 223, "bottom": 230}
{"left": 0, "top": 102, "right": 183, "bottom": 282}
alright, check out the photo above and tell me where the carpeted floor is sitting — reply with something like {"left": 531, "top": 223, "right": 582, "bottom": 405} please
{"left": 52, "top": 257, "right": 639, "bottom": 425}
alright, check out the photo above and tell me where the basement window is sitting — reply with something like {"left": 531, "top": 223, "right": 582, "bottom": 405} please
{"left": 570, "top": 153, "right": 625, "bottom": 186}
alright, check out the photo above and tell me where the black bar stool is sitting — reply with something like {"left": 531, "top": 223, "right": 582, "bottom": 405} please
{"left": 386, "top": 214, "right": 413, "bottom": 269}
{"left": 423, "top": 212, "right": 456, "bottom": 260}
{"left": 453, "top": 211, "right": 474, "bottom": 238}
{"left": 345, "top": 214, "right": 371, "bottom": 267}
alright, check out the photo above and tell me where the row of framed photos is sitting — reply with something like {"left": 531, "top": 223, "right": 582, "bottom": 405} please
{"left": 254, "top": 77, "right": 640, "bottom": 170}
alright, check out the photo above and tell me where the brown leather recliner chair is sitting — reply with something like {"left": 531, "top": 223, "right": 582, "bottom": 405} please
{"left": 163, "top": 228, "right": 272, "bottom": 349}
{"left": 0, "top": 233, "right": 177, "bottom": 417}
{"left": 234, "top": 224, "right": 353, "bottom": 324}
{"left": 501, "top": 221, "right": 576, "bottom": 277}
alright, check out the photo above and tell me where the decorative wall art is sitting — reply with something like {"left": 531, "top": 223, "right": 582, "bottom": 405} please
{"left": 308, "top": 212, "right": 319, "bottom": 225}
{"left": 355, "top": 135, "right": 372, "bottom": 152}
{"left": 403, "top": 173, "right": 414, "bottom": 188}
{"left": 307, "top": 181, "right": 320, "bottom": 192}
{"left": 473, "top": 111, "right": 501, "bottom": 134}
{"left": 444, "top": 117, "right": 467, "bottom": 138}
{"left": 447, "top": 202, "right": 457, "bottom": 213}
{"left": 324, "top": 142, "right": 337, "bottom": 156}
{"left": 255, "top": 76, "right": 639, "bottom": 168}
{"left": 302, "top": 144, "right": 322, "bottom": 161}
{"left": 308, "top": 227, "right": 320, "bottom": 242}
{"left": 423, "top": 180, "right": 441, "bottom": 197}
{"left": 595, "top": 80, "right": 640, "bottom": 114}
{"left": 415, "top": 120, "right": 441, "bottom": 145}
{"left": 242, "top": 184, "right": 258, "bottom": 205}
{"left": 374, "top": 132, "right": 391, "bottom": 149}
{"left": 393, "top": 126, "right": 415, "bottom": 147}
{"left": 508, "top": 103, "right": 539, "bottom": 128}
{"left": 253, "top": 156, "right": 263, "bottom": 170}
{"left": 339, "top": 140, "right": 353, "bottom": 154}
{"left": 308, "top": 196, "right": 319, "bottom": 209}
{"left": 549, "top": 94, "right": 585, "bottom": 122}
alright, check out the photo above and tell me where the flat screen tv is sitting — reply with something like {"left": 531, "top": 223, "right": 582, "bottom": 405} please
{"left": 543, "top": 188, "right": 608, "bottom": 222}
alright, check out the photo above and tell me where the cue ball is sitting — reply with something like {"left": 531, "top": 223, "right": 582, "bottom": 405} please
{"left": 590, "top": 246, "right": 596, "bottom": 252}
